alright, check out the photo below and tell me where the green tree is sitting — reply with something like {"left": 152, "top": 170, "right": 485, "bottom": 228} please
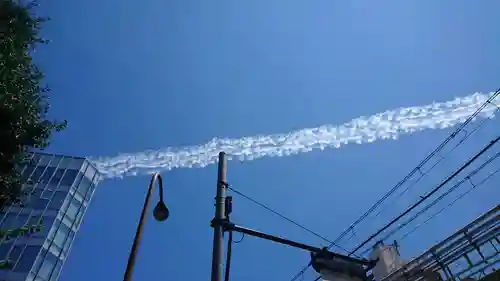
{"left": 0, "top": 0, "right": 67, "bottom": 210}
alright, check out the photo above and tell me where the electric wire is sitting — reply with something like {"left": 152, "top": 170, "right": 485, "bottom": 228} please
{"left": 379, "top": 205, "right": 500, "bottom": 281}
{"left": 399, "top": 165, "right": 500, "bottom": 242}
{"left": 348, "top": 134, "right": 500, "bottom": 256}
{"left": 290, "top": 89, "right": 500, "bottom": 281}
{"left": 227, "top": 186, "right": 358, "bottom": 257}
{"left": 233, "top": 232, "right": 245, "bottom": 244}
{"left": 354, "top": 171, "right": 500, "bottom": 281}
{"left": 378, "top": 149, "right": 500, "bottom": 245}
{"left": 355, "top": 121, "right": 499, "bottom": 258}
{"left": 355, "top": 163, "right": 500, "bottom": 263}
{"left": 368, "top": 116, "right": 491, "bottom": 222}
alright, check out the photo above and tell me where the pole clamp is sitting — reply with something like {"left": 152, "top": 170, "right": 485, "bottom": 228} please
{"left": 210, "top": 218, "right": 231, "bottom": 228}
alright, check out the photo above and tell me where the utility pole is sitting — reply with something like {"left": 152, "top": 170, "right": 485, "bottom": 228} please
{"left": 208, "top": 151, "right": 375, "bottom": 281}
{"left": 210, "top": 152, "right": 227, "bottom": 281}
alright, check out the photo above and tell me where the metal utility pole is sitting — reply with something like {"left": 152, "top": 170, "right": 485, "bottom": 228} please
{"left": 211, "top": 152, "right": 227, "bottom": 281}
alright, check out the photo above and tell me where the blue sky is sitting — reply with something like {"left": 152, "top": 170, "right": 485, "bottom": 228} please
{"left": 33, "top": 1, "right": 500, "bottom": 280}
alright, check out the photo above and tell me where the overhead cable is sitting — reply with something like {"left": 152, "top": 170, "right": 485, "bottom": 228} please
{"left": 289, "top": 89, "right": 500, "bottom": 281}
{"left": 227, "top": 186, "right": 357, "bottom": 257}
{"left": 348, "top": 134, "right": 500, "bottom": 256}
{"left": 399, "top": 165, "right": 500, "bottom": 242}
{"left": 357, "top": 165, "right": 500, "bottom": 260}
{"left": 368, "top": 116, "right": 492, "bottom": 222}
{"left": 357, "top": 157, "right": 500, "bottom": 258}
{"left": 378, "top": 150, "right": 500, "bottom": 244}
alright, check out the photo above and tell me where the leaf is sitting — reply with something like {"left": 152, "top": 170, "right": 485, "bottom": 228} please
{"left": 0, "top": 0, "right": 67, "bottom": 210}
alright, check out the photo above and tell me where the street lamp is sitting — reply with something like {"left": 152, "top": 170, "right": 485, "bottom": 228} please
{"left": 123, "top": 173, "right": 169, "bottom": 281}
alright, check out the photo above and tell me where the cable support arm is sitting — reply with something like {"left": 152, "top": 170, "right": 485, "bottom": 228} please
{"left": 210, "top": 217, "right": 377, "bottom": 270}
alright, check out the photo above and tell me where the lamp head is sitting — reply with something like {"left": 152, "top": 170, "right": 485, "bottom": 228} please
{"left": 153, "top": 201, "right": 170, "bottom": 222}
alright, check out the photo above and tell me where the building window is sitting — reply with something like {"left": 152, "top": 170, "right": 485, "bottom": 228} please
{"left": 36, "top": 252, "right": 57, "bottom": 281}
{"left": 29, "top": 189, "right": 50, "bottom": 210}
{"left": 47, "top": 243, "right": 62, "bottom": 261}
{"left": 77, "top": 175, "right": 92, "bottom": 196}
{"left": 75, "top": 204, "right": 87, "bottom": 228}
{"left": 80, "top": 161, "right": 88, "bottom": 173}
{"left": 22, "top": 164, "right": 36, "bottom": 181}
{"left": 28, "top": 215, "right": 44, "bottom": 234}
{"left": 48, "top": 192, "right": 67, "bottom": 210}
{"left": 0, "top": 213, "right": 18, "bottom": 229}
{"left": 84, "top": 166, "right": 96, "bottom": 180}
{"left": 61, "top": 169, "right": 78, "bottom": 187}
{"left": 37, "top": 216, "right": 56, "bottom": 238}
{"left": 30, "top": 249, "right": 45, "bottom": 276}
{"left": 52, "top": 223, "right": 69, "bottom": 249}
{"left": 38, "top": 155, "right": 54, "bottom": 167}
{"left": 30, "top": 167, "right": 46, "bottom": 184}
{"left": 65, "top": 198, "right": 81, "bottom": 221}
{"left": 0, "top": 242, "right": 13, "bottom": 260}
{"left": 15, "top": 245, "right": 41, "bottom": 272}
{"left": 49, "top": 169, "right": 65, "bottom": 186}
{"left": 41, "top": 187, "right": 54, "bottom": 201}
{"left": 67, "top": 158, "right": 84, "bottom": 170}
{"left": 38, "top": 167, "right": 56, "bottom": 185}
{"left": 86, "top": 183, "right": 95, "bottom": 201}
{"left": 0, "top": 215, "right": 29, "bottom": 243}
{"left": 59, "top": 194, "right": 71, "bottom": 215}
{"left": 58, "top": 157, "right": 73, "bottom": 170}
{"left": 0, "top": 213, "right": 29, "bottom": 230}
{"left": 71, "top": 189, "right": 84, "bottom": 204}
{"left": 62, "top": 230, "right": 75, "bottom": 256}
{"left": 49, "top": 259, "right": 63, "bottom": 281}
{"left": 30, "top": 154, "right": 43, "bottom": 166}
{"left": 7, "top": 245, "right": 23, "bottom": 266}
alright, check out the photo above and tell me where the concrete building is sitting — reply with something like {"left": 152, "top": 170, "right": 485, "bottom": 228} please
{"left": 0, "top": 152, "right": 99, "bottom": 281}
{"left": 369, "top": 241, "right": 405, "bottom": 281}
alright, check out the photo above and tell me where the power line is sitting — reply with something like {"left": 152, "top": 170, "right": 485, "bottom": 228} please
{"left": 336, "top": 91, "right": 500, "bottom": 249}
{"left": 378, "top": 150, "right": 500, "bottom": 245}
{"left": 348, "top": 134, "right": 500, "bottom": 256}
{"left": 227, "top": 186, "right": 358, "bottom": 258}
{"left": 399, "top": 165, "right": 500, "bottom": 241}
{"left": 358, "top": 166, "right": 500, "bottom": 270}
{"left": 357, "top": 157, "right": 500, "bottom": 258}
{"left": 355, "top": 116, "right": 498, "bottom": 257}
{"left": 289, "top": 89, "right": 500, "bottom": 281}
{"left": 368, "top": 116, "right": 491, "bottom": 222}
{"left": 346, "top": 117, "right": 493, "bottom": 258}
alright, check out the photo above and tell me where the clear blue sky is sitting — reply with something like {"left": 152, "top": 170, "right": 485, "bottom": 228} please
{"left": 34, "top": 1, "right": 499, "bottom": 280}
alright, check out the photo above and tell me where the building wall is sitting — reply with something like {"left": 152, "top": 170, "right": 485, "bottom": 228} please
{"left": 370, "top": 242, "right": 404, "bottom": 281}
{"left": 0, "top": 153, "right": 99, "bottom": 281}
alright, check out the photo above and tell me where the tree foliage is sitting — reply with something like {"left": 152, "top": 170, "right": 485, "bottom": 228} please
{"left": 0, "top": 0, "right": 67, "bottom": 209}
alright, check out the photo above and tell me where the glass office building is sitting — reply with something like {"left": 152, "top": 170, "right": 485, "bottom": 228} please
{"left": 0, "top": 152, "right": 100, "bottom": 281}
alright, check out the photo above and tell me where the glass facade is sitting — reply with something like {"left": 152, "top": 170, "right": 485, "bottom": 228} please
{"left": 0, "top": 153, "right": 100, "bottom": 281}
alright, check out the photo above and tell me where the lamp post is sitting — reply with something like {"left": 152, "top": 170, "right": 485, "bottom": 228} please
{"left": 123, "top": 173, "right": 170, "bottom": 281}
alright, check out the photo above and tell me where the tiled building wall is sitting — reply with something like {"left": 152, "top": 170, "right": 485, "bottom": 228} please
{"left": 0, "top": 153, "right": 99, "bottom": 281}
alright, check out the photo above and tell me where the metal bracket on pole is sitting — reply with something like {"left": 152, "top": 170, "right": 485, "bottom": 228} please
{"left": 223, "top": 223, "right": 373, "bottom": 267}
